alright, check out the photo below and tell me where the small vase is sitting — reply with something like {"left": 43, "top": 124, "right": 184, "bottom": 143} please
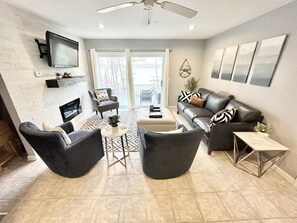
{"left": 112, "top": 126, "right": 118, "bottom": 133}
{"left": 257, "top": 131, "right": 269, "bottom": 137}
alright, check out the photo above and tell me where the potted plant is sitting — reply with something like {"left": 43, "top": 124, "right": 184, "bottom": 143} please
{"left": 255, "top": 122, "right": 271, "bottom": 136}
{"left": 108, "top": 115, "right": 120, "bottom": 132}
{"left": 185, "top": 77, "right": 199, "bottom": 92}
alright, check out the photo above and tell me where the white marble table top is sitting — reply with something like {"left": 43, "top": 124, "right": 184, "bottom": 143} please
{"left": 101, "top": 125, "right": 128, "bottom": 138}
{"left": 234, "top": 132, "right": 289, "bottom": 152}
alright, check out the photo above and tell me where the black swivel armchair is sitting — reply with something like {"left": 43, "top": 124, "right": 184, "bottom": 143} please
{"left": 88, "top": 88, "right": 119, "bottom": 119}
{"left": 138, "top": 125, "right": 205, "bottom": 179}
{"left": 19, "top": 121, "right": 104, "bottom": 178}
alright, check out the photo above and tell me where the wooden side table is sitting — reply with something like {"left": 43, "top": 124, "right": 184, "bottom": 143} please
{"left": 101, "top": 126, "right": 130, "bottom": 168}
{"left": 233, "top": 132, "right": 289, "bottom": 177}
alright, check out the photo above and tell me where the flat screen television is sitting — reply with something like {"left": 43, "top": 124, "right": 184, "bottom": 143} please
{"left": 46, "top": 31, "right": 79, "bottom": 68}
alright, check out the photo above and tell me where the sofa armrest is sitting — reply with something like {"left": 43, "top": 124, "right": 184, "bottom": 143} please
{"left": 58, "top": 121, "right": 74, "bottom": 134}
{"left": 209, "top": 122, "right": 256, "bottom": 151}
{"left": 110, "top": 95, "right": 118, "bottom": 102}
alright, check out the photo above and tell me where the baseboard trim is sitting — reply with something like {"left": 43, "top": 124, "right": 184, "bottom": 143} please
{"left": 273, "top": 165, "right": 295, "bottom": 185}
{"left": 27, "top": 155, "right": 36, "bottom": 161}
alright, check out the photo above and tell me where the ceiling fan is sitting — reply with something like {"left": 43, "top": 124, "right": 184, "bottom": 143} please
{"left": 96, "top": 0, "right": 197, "bottom": 25}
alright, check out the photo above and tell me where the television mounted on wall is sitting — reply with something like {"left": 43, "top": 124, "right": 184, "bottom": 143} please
{"left": 46, "top": 31, "right": 79, "bottom": 68}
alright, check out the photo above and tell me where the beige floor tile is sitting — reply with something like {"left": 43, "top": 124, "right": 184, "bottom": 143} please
{"left": 232, "top": 220, "right": 261, "bottom": 223}
{"left": 24, "top": 178, "right": 60, "bottom": 199}
{"left": 2, "top": 199, "right": 44, "bottom": 223}
{"left": 260, "top": 219, "right": 291, "bottom": 223}
{"left": 54, "top": 178, "right": 84, "bottom": 198}
{"left": 145, "top": 177, "right": 169, "bottom": 195}
{"left": 218, "top": 191, "right": 257, "bottom": 220}
{"left": 37, "top": 198, "right": 71, "bottom": 223}
{"left": 146, "top": 194, "right": 175, "bottom": 222}
{"left": 80, "top": 175, "right": 104, "bottom": 197}
{"left": 90, "top": 197, "right": 122, "bottom": 223}
{"left": 241, "top": 190, "right": 284, "bottom": 219}
{"left": 126, "top": 175, "right": 147, "bottom": 195}
{"left": 171, "top": 193, "right": 203, "bottom": 222}
{"left": 189, "top": 173, "right": 215, "bottom": 193}
{"left": 100, "top": 175, "right": 129, "bottom": 196}
{"left": 264, "top": 190, "right": 297, "bottom": 218}
{"left": 119, "top": 195, "right": 146, "bottom": 223}
{"left": 167, "top": 174, "right": 194, "bottom": 194}
{"left": 0, "top": 177, "right": 35, "bottom": 200}
{"left": 62, "top": 198, "right": 97, "bottom": 223}
{"left": 195, "top": 193, "right": 231, "bottom": 222}
{"left": 208, "top": 173, "right": 239, "bottom": 192}
{"left": 290, "top": 218, "right": 297, "bottom": 222}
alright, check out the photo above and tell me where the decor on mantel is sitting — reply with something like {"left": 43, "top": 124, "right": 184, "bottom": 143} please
{"left": 179, "top": 59, "right": 191, "bottom": 78}
{"left": 250, "top": 35, "right": 287, "bottom": 87}
{"left": 232, "top": 41, "right": 258, "bottom": 83}
{"left": 211, "top": 49, "right": 224, "bottom": 79}
{"left": 220, "top": 45, "right": 238, "bottom": 80}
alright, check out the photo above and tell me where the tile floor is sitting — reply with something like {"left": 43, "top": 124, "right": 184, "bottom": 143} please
{"left": 0, "top": 112, "right": 297, "bottom": 223}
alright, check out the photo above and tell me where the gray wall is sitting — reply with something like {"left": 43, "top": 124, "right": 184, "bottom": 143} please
{"left": 201, "top": 2, "right": 297, "bottom": 178}
{"left": 84, "top": 39, "right": 206, "bottom": 106}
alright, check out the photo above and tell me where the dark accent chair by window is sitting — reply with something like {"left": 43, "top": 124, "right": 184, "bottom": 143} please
{"left": 88, "top": 88, "right": 119, "bottom": 119}
{"left": 138, "top": 125, "right": 205, "bottom": 179}
{"left": 19, "top": 121, "right": 104, "bottom": 178}
{"left": 140, "top": 88, "right": 155, "bottom": 104}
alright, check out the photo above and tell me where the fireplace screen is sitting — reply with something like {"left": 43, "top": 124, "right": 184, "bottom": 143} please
{"left": 59, "top": 98, "right": 82, "bottom": 123}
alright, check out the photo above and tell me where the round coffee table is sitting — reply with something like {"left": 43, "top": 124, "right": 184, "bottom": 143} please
{"left": 101, "top": 125, "right": 130, "bottom": 168}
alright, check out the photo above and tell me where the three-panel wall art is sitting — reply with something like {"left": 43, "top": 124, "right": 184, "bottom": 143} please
{"left": 211, "top": 34, "right": 287, "bottom": 87}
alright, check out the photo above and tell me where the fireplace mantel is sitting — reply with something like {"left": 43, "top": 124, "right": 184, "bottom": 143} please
{"left": 45, "top": 76, "right": 86, "bottom": 88}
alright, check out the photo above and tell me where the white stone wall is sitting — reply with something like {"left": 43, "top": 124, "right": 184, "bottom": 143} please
{"left": 0, "top": 2, "right": 93, "bottom": 157}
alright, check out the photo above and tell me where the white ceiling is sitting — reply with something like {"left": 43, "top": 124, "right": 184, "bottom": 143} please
{"left": 4, "top": 0, "right": 294, "bottom": 39}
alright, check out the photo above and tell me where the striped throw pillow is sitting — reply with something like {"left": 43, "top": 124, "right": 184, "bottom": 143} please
{"left": 210, "top": 107, "right": 237, "bottom": 128}
{"left": 179, "top": 91, "right": 201, "bottom": 102}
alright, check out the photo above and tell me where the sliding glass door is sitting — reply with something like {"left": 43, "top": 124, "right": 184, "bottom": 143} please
{"left": 96, "top": 51, "right": 165, "bottom": 109}
{"left": 131, "top": 52, "right": 164, "bottom": 107}
{"left": 97, "top": 52, "right": 129, "bottom": 108}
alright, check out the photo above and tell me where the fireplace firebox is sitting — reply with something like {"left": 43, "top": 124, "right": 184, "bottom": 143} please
{"left": 59, "top": 98, "right": 82, "bottom": 123}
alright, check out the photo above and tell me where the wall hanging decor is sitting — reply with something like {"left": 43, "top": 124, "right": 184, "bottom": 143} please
{"left": 250, "top": 35, "right": 286, "bottom": 87}
{"left": 220, "top": 45, "right": 238, "bottom": 81}
{"left": 233, "top": 41, "right": 258, "bottom": 83}
{"left": 211, "top": 49, "right": 224, "bottom": 78}
{"left": 179, "top": 59, "right": 191, "bottom": 78}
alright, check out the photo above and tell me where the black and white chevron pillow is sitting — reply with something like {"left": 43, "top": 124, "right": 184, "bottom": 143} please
{"left": 210, "top": 107, "right": 237, "bottom": 127}
{"left": 179, "top": 91, "right": 201, "bottom": 102}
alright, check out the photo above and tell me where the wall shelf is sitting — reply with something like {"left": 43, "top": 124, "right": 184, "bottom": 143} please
{"left": 45, "top": 76, "right": 86, "bottom": 88}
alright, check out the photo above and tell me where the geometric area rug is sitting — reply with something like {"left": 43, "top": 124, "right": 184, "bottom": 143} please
{"left": 81, "top": 110, "right": 139, "bottom": 152}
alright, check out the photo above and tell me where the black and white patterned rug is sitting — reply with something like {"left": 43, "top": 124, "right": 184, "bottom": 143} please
{"left": 81, "top": 110, "right": 139, "bottom": 152}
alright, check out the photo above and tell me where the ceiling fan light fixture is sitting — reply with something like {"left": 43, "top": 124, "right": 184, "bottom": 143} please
{"left": 96, "top": 2, "right": 137, "bottom": 14}
{"left": 187, "top": 24, "right": 196, "bottom": 31}
{"left": 97, "top": 24, "right": 105, "bottom": 30}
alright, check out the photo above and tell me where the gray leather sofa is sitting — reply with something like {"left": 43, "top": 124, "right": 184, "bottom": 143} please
{"left": 138, "top": 125, "right": 204, "bottom": 179}
{"left": 177, "top": 88, "right": 263, "bottom": 155}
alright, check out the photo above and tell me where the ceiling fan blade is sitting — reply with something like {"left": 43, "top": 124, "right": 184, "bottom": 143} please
{"left": 97, "top": 2, "right": 138, "bottom": 13}
{"left": 160, "top": 1, "right": 197, "bottom": 18}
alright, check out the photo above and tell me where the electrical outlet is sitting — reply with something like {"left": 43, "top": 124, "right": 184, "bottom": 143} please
{"left": 34, "top": 69, "right": 42, "bottom": 77}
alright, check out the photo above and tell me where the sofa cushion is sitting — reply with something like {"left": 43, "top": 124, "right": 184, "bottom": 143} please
{"left": 198, "top": 88, "right": 214, "bottom": 99}
{"left": 209, "top": 107, "right": 237, "bottom": 127}
{"left": 225, "top": 100, "right": 261, "bottom": 122}
{"left": 184, "top": 107, "right": 213, "bottom": 120}
{"left": 193, "top": 117, "right": 211, "bottom": 133}
{"left": 205, "top": 93, "right": 230, "bottom": 114}
{"left": 177, "top": 101, "right": 197, "bottom": 112}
